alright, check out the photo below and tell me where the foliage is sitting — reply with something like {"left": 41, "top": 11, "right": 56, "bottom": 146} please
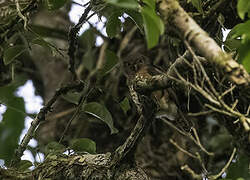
{"left": 106, "top": 0, "right": 164, "bottom": 48}
{"left": 83, "top": 102, "right": 118, "bottom": 134}
{"left": 0, "top": 78, "right": 26, "bottom": 164}
{"left": 0, "top": 0, "right": 250, "bottom": 179}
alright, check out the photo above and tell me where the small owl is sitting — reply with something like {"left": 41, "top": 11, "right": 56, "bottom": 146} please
{"left": 122, "top": 53, "right": 178, "bottom": 121}
{"left": 122, "top": 54, "right": 161, "bottom": 80}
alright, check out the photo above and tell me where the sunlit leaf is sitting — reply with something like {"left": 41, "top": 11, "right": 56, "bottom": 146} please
{"left": 106, "top": 0, "right": 138, "bottom": 9}
{"left": 141, "top": 6, "right": 164, "bottom": 49}
{"left": 238, "top": 42, "right": 250, "bottom": 73}
{"left": 70, "top": 138, "right": 96, "bottom": 154}
{"left": 142, "top": 0, "right": 155, "bottom": 9}
{"left": 237, "top": 0, "right": 250, "bottom": 19}
{"left": 229, "top": 20, "right": 250, "bottom": 40}
{"left": 226, "top": 21, "right": 250, "bottom": 72}
{"left": 3, "top": 45, "right": 27, "bottom": 65}
{"left": 83, "top": 102, "right": 118, "bottom": 134}
{"left": 43, "top": 0, "right": 68, "bottom": 11}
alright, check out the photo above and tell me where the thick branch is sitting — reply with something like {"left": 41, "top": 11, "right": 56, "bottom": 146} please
{"left": 158, "top": 0, "right": 250, "bottom": 85}
{"left": 135, "top": 74, "right": 171, "bottom": 93}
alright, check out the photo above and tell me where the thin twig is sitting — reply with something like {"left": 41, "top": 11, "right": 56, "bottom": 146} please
{"left": 208, "top": 148, "right": 236, "bottom": 179}
{"left": 160, "top": 118, "right": 214, "bottom": 156}
{"left": 46, "top": 108, "right": 75, "bottom": 120}
{"left": 188, "top": 110, "right": 213, "bottom": 116}
{"left": 59, "top": 83, "right": 91, "bottom": 143}
{"left": 15, "top": 0, "right": 28, "bottom": 30}
{"left": 13, "top": 81, "right": 85, "bottom": 165}
{"left": 68, "top": 5, "right": 92, "bottom": 80}
{"left": 170, "top": 138, "right": 198, "bottom": 159}
{"left": 185, "top": 41, "right": 250, "bottom": 131}
{"left": 181, "top": 165, "right": 202, "bottom": 180}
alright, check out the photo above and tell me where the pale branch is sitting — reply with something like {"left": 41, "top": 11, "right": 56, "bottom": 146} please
{"left": 169, "top": 138, "right": 198, "bottom": 159}
{"left": 111, "top": 84, "right": 157, "bottom": 165}
{"left": 158, "top": 0, "right": 250, "bottom": 85}
{"left": 208, "top": 148, "right": 236, "bottom": 179}
{"left": 181, "top": 165, "right": 202, "bottom": 180}
{"left": 160, "top": 118, "right": 213, "bottom": 156}
{"left": 181, "top": 148, "right": 236, "bottom": 180}
{"left": 15, "top": 0, "right": 27, "bottom": 30}
{"left": 185, "top": 42, "right": 250, "bottom": 131}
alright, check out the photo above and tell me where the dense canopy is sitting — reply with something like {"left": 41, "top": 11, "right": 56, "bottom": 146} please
{"left": 0, "top": 0, "right": 250, "bottom": 179}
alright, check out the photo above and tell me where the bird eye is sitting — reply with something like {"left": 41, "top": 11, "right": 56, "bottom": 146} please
{"left": 124, "top": 62, "right": 129, "bottom": 67}
{"left": 138, "top": 57, "right": 144, "bottom": 64}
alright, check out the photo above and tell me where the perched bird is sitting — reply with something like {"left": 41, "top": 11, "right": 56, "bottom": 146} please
{"left": 122, "top": 53, "right": 178, "bottom": 120}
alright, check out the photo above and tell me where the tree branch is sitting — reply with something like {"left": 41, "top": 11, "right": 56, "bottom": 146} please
{"left": 158, "top": 0, "right": 250, "bottom": 85}
{"left": 12, "top": 81, "right": 85, "bottom": 166}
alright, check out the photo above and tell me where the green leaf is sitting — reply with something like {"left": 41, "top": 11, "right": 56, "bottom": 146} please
{"left": 119, "top": 97, "right": 130, "bottom": 114}
{"left": 17, "top": 160, "right": 33, "bottom": 171}
{"left": 238, "top": 42, "right": 250, "bottom": 73}
{"left": 31, "top": 38, "right": 62, "bottom": 56}
{"left": 70, "top": 138, "right": 96, "bottom": 154}
{"left": 191, "top": 0, "right": 203, "bottom": 14}
{"left": 106, "top": 11, "right": 122, "bottom": 38}
{"left": 229, "top": 20, "right": 250, "bottom": 41}
{"left": 226, "top": 154, "right": 250, "bottom": 179}
{"left": 237, "top": 0, "right": 250, "bottom": 19}
{"left": 142, "top": 0, "right": 155, "bottom": 9}
{"left": 43, "top": 0, "right": 68, "bottom": 10}
{"left": 80, "top": 29, "right": 96, "bottom": 50}
{"left": 99, "top": 49, "right": 119, "bottom": 76}
{"left": 3, "top": 45, "right": 27, "bottom": 65}
{"left": 0, "top": 85, "right": 25, "bottom": 164}
{"left": 30, "top": 25, "right": 67, "bottom": 40}
{"left": 82, "top": 49, "right": 97, "bottom": 71}
{"left": 62, "top": 91, "right": 82, "bottom": 105}
{"left": 225, "top": 21, "right": 250, "bottom": 72}
{"left": 223, "top": 38, "right": 241, "bottom": 52}
{"left": 125, "top": 9, "right": 144, "bottom": 33}
{"left": 141, "top": 6, "right": 165, "bottom": 49}
{"left": 45, "top": 141, "right": 66, "bottom": 155}
{"left": 106, "top": 0, "right": 139, "bottom": 9}
{"left": 31, "top": 38, "right": 53, "bottom": 52}
{"left": 83, "top": 102, "right": 118, "bottom": 134}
